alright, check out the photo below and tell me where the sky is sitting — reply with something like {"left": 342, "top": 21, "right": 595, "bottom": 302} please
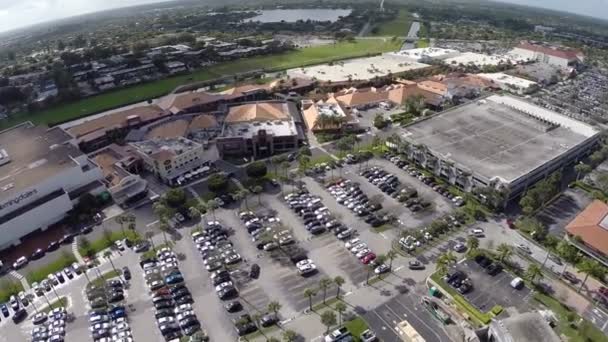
{"left": 0, "top": 0, "right": 607, "bottom": 33}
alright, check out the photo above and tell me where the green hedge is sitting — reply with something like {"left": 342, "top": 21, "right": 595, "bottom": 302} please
{"left": 141, "top": 242, "right": 173, "bottom": 260}
{"left": 42, "top": 297, "right": 68, "bottom": 313}
{"left": 87, "top": 270, "right": 122, "bottom": 290}
{"left": 27, "top": 252, "right": 77, "bottom": 283}
{"left": 0, "top": 280, "right": 24, "bottom": 303}
{"left": 491, "top": 305, "right": 503, "bottom": 316}
{"left": 79, "top": 230, "right": 141, "bottom": 257}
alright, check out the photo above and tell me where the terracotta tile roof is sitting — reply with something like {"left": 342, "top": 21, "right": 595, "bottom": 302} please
{"left": 160, "top": 92, "right": 226, "bottom": 114}
{"left": 302, "top": 101, "right": 347, "bottom": 131}
{"left": 68, "top": 105, "right": 166, "bottom": 140}
{"left": 566, "top": 200, "right": 608, "bottom": 255}
{"left": 418, "top": 80, "right": 447, "bottom": 96}
{"left": 145, "top": 119, "right": 190, "bottom": 140}
{"left": 517, "top": 42, "right": 582, "bottom": 61}
{"left": 218, "top": 83, "right": 272, "bottom": 96}
{"left": 334, "top": 89, "right": 388, "bottom": 107}
{"left": 225, "top": 102, "right": 290, "bottom": 123}
{"left": 189, "top": 114, "right": 219, "bottom": 130}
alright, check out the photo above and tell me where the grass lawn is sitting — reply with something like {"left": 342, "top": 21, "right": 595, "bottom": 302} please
{"left": 26, "top": 252, "right": 76, "bottom": 283}
{"left": 416, "top": 39, "right": 430, "bottom": 48}
{"left": 371, "top": 10, "right": 412, "bottom": 37}
{"left": 344, "top": 317, "right": 370, "bottom": 342}
{"left": 1, "top": 39, "right": 400, "bottom": 130}
{"left": 0, "top": 280, "right": 24, "bottom": 303}
{"left": 141, "top": 242, "right": 173, "bottom": 260}
{"left": 534, "top": 292, "right": 608, "bottom": 342}
{"left": 41, "top": 297, "right": 69, "bottom": 313}
{"left": 87, "top": 269, "right": 122, "bottom": 290}
{"left": 79, "top": 230, "right": 141, "bottom": 257}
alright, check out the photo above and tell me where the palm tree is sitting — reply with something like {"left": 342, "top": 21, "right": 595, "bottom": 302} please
{"left": 206, "top": 199, "right": 219, "bottom": 221}
{"left": 267, "top": 301, "right": 282, "bottom": 317}
{"left": 335, "top": 302, "right": 347, "bottom": 326}
{"left": 158, "top": 220, "right": 170, "bottom": 244}
{"left": 496, "top": 243, "right": 513, "bottom": 263}
{"left": 319, "top": 278, "right": 332, "bottom": 304}
{"left": 252, "top": 185, "right": 263, "bottom": 204}
{"left": 153, "top": 202, "right": 169, "bottom": 220}
{"left": 282, "top": 329, "right": 297, "bottom": 342}
{"left": 115, "top": 215, "right": 126, "bottom": 237}
{"left": 436, "top": 252, "right": 457, "bottom": 275}
{"left": 387, "top": 250, "right": 398, "bottom": 271}
{"left": 334, "top": 276, "right": 345, "bottom": 299}
{"left": 525, "top": 264, "right": 543, "bottom": 285}
{"left": 578, "top": 259, "right": 605, "bottom": 293}
{"left": 466, "top": 236, "right": 479, "bottom": 254}
{"left": 232, "top": 191, "right": 244, "bottom": 210}
{"left": 574, "top": 162, "right": 592, "bottom": 181}
{"left": 304, "top": 288, "right": 317, "bottom": 311}
{"left": 251, "top": 313, "right": 268, "bottom": 340}
{"left": 144, "top": 231, "right": 156, "bottom": 250}
{"left": 103, "top": 250, "right": 120, "bottom": 281}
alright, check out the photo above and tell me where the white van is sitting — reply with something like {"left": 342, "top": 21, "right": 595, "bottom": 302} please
{"left": 469, "top": 229, "right": 484, "bottom": 237}
{"left": 510, "top": 277, "right": 524, "bottom": 289}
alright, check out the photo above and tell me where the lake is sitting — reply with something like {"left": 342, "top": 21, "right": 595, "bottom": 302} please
{"left": 247, "top": 9, "right": 352, "bottom": 23}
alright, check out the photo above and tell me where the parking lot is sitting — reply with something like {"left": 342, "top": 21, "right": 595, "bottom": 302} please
{"left": 364, "top": 292, "right": 453, "bottom": 342}
{"left": 455, "top": 259, "right": 533, "bottom": 313}
{"left": 536, "top": 188, "right": 592, "bottom": 238}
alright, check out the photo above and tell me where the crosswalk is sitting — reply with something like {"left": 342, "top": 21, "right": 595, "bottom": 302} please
{"left": 9, "top": 270, "right": 30, "bottom": 291}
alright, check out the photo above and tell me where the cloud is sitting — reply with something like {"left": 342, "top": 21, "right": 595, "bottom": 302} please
{"left": 0, "top": 0, "right": 167, "bottom": 32}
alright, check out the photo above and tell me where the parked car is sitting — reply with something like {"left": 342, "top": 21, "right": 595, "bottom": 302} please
{"left": 408, "top": 260, "right": 425, "bottom": 270}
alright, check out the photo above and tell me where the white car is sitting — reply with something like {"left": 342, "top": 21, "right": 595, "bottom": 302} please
{"left": 298, "top": 263, "right": 317, "bottom": 275}
{"left": 89, "top": 315, "right": 109, "bottom": 324}
{"left": 157, "top": 316, "right": 175, "bottom": 325}
{"left": 111, "top": 323, "right": 130, "bottom": 334}
{"left": 174, "top": 303, "right": 193, "bottom": 313}
{"left": 296, "top": 259, "right": 315, "bottom": 268}
{"left": 89, "top": 322, "right": 110, "bottom": 332}
{"left": 350, "top": 243, "right": 368, "bottom": 254}
{"left": 515, "top": 243, "right": 531, "bottom": 253}
{"left": 215, "top": 281, "right": 234, "bottom": 292}
{"left": 12, "top": 256, "right": 28, "bottom": 269}
{"left": 355, "top": 248, "right": 372, "bottom": 258}
{"left": 345, "top": 238, "right": 361, "bottom": 249}
{"left": 177, "top": 310, "right": 195, "bottom": 321}
{"left": 112, "top": 331, "right": 132, "bottom": 341}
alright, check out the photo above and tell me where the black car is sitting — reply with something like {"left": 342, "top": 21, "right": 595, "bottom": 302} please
{"left": 486, "top": 263, "right": 503, "bottom": 276}
{"left": 107, "top": 279, "right": 123, "bottom": 289}
{"left": 225, "top": 301, "right": 242, "bottom": 313}
{"left": 108, "top": 292, "right": 124, "bottom": 303}
{"left": 170, "top": 284, "right": 188, "bottom": 294}
{"left": 475, "top": 255, "right": 492, "bottom": 268}
{"left": 260, "top": 314, "right": 278, "bottom": 327}
{"left": 154, "top": 300, "right": 173, "bottom": 310}
{"left": 11, "top": 308, "right": 26, "bottom": 324}
{"left": 59, "top": 233, "right": 76, "bottom": 244}
{"left": 47, "top": 241, "right": 60, "bottom": 252}
{"left": 408, "top": 260, "right": 425, "bottom": 270}
{"left": 183, "top": 323, "right": 202, "bottom": 336}
{"left": 235, "top": 322, "right": 257, "bottom": 336}
{"left": 80, "top": 225, "right": 93, "bottom": 234}
{"left": 250, "top": 264, "right": 260, "bottom": 279}
{"left": 122, "top": 267, "right": 131, "bottom": 281}
{"left": 31, "top": 249, "right": 45, "bottom": 260}
{"left": 218, "top": 287, "right": 238, "bottom": 300}
{"left": 1, "top": 304, "right": 9, "bottom": 317}
{"left": 310, "top": 226, "right": 326, "bottom": 235}
{"left": 172, "top": 288, "right": 191, "bottom": 300}
{"left": 154, "top": 308, "right": 174, "bottom": 319}
{"left": 180, "top": 316, "right": 200, "bottom": 329}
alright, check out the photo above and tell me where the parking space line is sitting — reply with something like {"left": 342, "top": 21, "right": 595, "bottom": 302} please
{"left": 371, "top": 308, "right": 402, "bottom": 338}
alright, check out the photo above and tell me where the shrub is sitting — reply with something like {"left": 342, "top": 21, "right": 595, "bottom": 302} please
{"left": 208, "top": 173, "right": 228, "bottom": 193}
{"left": 491, "top": 305, "right": 503, "bottom": 316}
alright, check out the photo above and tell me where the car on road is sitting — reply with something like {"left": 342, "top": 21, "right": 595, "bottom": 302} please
{"left": 47, "top": 241, "right": 60, "bottom": 252}
{"left": 562, "top": 271, "right": 579, "bottom": 284}
{"left": 31, "top": 248, "right": 45, "bottom": 260}
{"left": 12, "top": 256, "right": 28, "bottom": 269}
{"left": 122, "top": 266, "right": 131, "bottom": 281}
{"left": 408, "top": 260, "right": 425, "bottom": 270}
{"left": 12, "top": 309, "right": 27, "bottom": 324}
{"left": 468, "top": 229, "right": 484, "bottom": 237}
{"left": 515, "top": 243, "right": 531, "bottom": 254}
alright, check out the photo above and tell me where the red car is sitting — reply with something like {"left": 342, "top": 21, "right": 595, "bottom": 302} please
{"left": 599, "top": 286, "right": 608, "bottom": 296}
{"left": 506, "top": 218, "right": 516, "bottom": 229}
{"left": 361, "top": 253, "right": 376, "bottom": 265}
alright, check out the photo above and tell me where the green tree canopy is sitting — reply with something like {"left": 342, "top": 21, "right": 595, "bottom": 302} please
{"left": 246, "top": 161, "right": 268, "bottom": 179}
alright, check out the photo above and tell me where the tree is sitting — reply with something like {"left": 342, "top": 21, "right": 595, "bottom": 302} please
{"left": 373, "top": 113, "right": 388, "bottom": 129}
{"left": 189, "top": 206, "right": 201, "bottom": 219}
{"left": 334, "top": 276, "right": 345, "bottom": 299}
{"left": 496, "top": 243, "right": 513, "bottom": 263}
{"left": 252, "top": 185, "right": 263, "bottom": 204}
{"left": 206, "top": 199, "right": 219, "bottom": 221}
{"left": 319, "top": 278, "right": 332, "bottom": 304}
{"left": 304, "top": 288, "right": 317, "bottom": 311}
{"left": 596, "top": 172, "right": 608, "bottom": 194}
{"left": 466, "top": 236, "right": 479, "bottom": 254}
{"left": 115, "top": 215, "right": 126, "bottom": 237}
{"left": 80, "top": 237, "right": 93, "bottom": 257}
{"left": 165, "top": 189, "right": 186, "bottom": 208}
{"left": 574, "top": 163, "right": 592, "bottom": 181}
{"left": 158, "top": 221, "right": 170, "bottom": 244}
{"left": 320, "top": 311, "right": 337, "bottom": 333}
{"left": 577, "top": 259, "right": 605, "bottom": 293}
{"left": 208, "top": 174, "right": 229, "bottom": 193}
{"left": 103, "top": 250, "right": 120, "bottom": 281}
{"left": 335, "top": 302, "right": 347, "bottom": 326}
{"left": 525, "top": 264, "right": 543, "bottom": 284}
{"left": 387, "top": 250, "right": 398, "bottom": 271}
{"left": 557, "top": 240, "right": 580, "bottom": 273}
{"left": 436, "top": 252, "right": 457, "bottom": 275}
{"left": 145, "top": 231, "right": 156, "bottom": 250}
{"left": 267, "top": 301, "right": 282, "bottom": 317}
{"left": 246, "top": 161, "right": 268, "bottom": 179}
{"left": 282, "top": 330, "right": 298, "bottom": 342}
{"left": 153, "top": 202, "right": 169, "bottom": 221}
{"left": 102, "top": 228, "right": 113, "bottom": 245}
{"left": 298, "top": 155, "right": 311, "bottom": 172}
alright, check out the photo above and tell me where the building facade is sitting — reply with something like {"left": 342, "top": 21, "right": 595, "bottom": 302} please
{"left": 0, "top": 123, "right": 106, "bottom": 249}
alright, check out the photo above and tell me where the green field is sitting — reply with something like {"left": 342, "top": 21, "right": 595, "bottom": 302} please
{"left": 0, "top": 39, "right": 401, "bottom": 130}
{"left": 416, "top": 39, "right": 430, "bottom": 48}
{"left": 371, "top": 10, "right": 413, "bottom": 37}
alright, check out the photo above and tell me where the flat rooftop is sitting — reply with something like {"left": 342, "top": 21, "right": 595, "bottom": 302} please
{"left": 444, "top": 52, "right": 526, "bottom": 67}
{"left": 387, "top": 47, "right": 459, "bottom": 60}
{"left": 223, "top": 119, "right": 299, "bottom": 140}
{"left": 131, "top": 137, "right": 201, "bottom": 161}
{"left": 402, "top": 95, "right": 597, "bottom": 184}
{"left": 0, "top": 123, "right": 82, "bottom": 200}
{"left": 286, "top": 54, "right": 429, "bottom": 82}
{"left": 478, "top": 73, "right": 538, "bottom": 88}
